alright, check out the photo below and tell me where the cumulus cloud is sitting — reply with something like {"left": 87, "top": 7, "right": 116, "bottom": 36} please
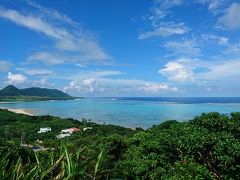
{"left": 0, "top": 5, "right": 111, "bottom": 65}
{"left": 0, "top": 61, "right": 10, "bottom": 72}
{"left": 6, "top": 72, "right": 27, "bottom": 85}
{"left": 218, "top": 3, "right": 240, "bottom": 30}
{"left": 6, "top": 72, "right": 53, "bottom": 88}
{"left": 64, "top": 76, "right": 178, "bottom": 96}
{"left": 63, "top": 78, "right": 104, "bottom": 93}
{"left": 159, "top": 58, "right": 240, "bottom": 84}
{"left": 159, "top": 59, "right": 197, "bottom": 82}
{"left": 61, "top": 68, "right": 178, "bottom": 95}
{"left": 139, "top": 83, "right": 178, "bottom": 93}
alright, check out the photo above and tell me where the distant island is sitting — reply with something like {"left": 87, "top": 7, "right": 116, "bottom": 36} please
{"left": 0, "top": 85, "right": 77, "bottom": 101}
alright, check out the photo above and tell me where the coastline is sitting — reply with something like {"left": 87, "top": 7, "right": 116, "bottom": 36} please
{"left": 0, "top": 107, "right": 33, "bottom": 116}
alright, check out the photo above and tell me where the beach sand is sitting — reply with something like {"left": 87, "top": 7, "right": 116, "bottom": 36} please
{"left": 0, "top": 108, "right": 33, "bottom": 116}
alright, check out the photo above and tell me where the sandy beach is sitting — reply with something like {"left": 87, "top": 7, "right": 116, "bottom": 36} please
{"left": 0, "top": 107, "right": 33, "bottom": 116}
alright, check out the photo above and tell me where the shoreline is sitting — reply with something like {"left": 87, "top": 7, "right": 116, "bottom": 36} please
{"left": 0, "top": 107, "right": 139, "bottom": 129}
{"left": 0, "top": 107, "right": 34, "bottom": 116}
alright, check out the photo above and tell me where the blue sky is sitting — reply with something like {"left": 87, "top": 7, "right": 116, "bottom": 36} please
{"left": 0, "top": 0, "right": 240, "bottom": 96}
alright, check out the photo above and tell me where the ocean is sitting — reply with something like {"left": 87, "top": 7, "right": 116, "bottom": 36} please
{"left": 1, "top": 97, "right": 240, "bottom": 129}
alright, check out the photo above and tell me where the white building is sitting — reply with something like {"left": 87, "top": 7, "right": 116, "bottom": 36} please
{"left": 61, "top": 128, "right": 80, "bottom": 134}
{"left": 61, "top": 129, "right": 73, "bottom": 134}
{"left": 38, "top": 127, "right": 51, "bottom": 133}
{"left": 83, "top": 127, "right": 93, "bottom": 132}
{"left": 56, "top": 133, "right": 71, "bottom": 139}
{"left": 56, "top": 127, "right": 80, "bottom": 139}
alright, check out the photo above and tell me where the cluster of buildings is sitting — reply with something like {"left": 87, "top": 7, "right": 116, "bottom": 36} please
{"left": 56, "top": 127, "right": 80, "bottom": 139}
{"left": 20, "top": 126, "right": 93, "bottom": 152}
{"left": 38, "top": 127, "right": 51, "bottom": 133}
{"left": 37, "top": 126, "right": 92, "bottom": 139}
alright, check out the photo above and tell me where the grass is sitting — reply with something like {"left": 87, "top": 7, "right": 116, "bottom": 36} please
{"left": 0, "top": 146, "right": 104, "bottom": 180}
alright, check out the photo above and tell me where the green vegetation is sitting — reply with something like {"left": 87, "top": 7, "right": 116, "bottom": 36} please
{"left": 0, "top": 109, "right": 240, "bottom": 179}
{"left": 0, "top": 85, "right": 77, "bottom": 101}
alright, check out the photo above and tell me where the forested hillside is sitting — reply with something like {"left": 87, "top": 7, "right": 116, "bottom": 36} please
{"left": 0, "top": 85, "right": 76, "bottom": 101}
{"left": 0, "top": 109, "right": 240, "bottom": 179}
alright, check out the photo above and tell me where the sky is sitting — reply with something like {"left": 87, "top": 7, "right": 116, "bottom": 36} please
{"left": 0, "top": 0, "right": 240, "bottom": 97}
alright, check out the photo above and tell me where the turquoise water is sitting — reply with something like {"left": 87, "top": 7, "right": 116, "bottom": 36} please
{"left": 1, "top": 97, "right": 240, "bottom": 128}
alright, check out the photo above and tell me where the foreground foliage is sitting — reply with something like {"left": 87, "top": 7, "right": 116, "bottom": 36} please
{"left": 0, "top": 109, "right": 240, "bottom": 179}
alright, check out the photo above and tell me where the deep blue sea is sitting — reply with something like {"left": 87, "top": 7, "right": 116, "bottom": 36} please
{"left": 1, "top": 97, "right": 240, "bottom": 128}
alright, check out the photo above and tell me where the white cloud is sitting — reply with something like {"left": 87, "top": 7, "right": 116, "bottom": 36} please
{"left": 65, "top": 70, "right": 123, "bottom": 81}
{"left": 140, "top": 0, "right": 232, "bottom": 40}
{"left": 159, "top": 58, "right": 240, "bottom": 84}
{"left": 164, "top": 40, "right": 201, "bottom": 57}
{"left": 218, "top": 3, "right": 240, "bottom": 30}
{"left": 33, "top": 78, "right": 53, "bottom": 87}
{"left": 0, "top": 61, "right": 10, "bottom": 72}
{"left": 17, "top": 68, "right": 53, "bottom": 76}
{"left": 0, "top": 5, "right": 111, "bottom": 65}
{"left": 139, "top": 0, "right": 189, "bottom": 39}
{"left": 139, "top": 83, "right": 178, "bottom": 93}
{"left": 64, "top": 75, "right": 178, "bottom": 95}
{"left": 28, "top": 51, "right": 63, "bottom": 64}
{"left": 142, "top": 0, "right": 183, "bottom": 23}
{"left": 159, "top": 0, "right": 183, "bottom": 8}
{"left": 63, "top": 78, "right": 104, "bottom": 93}
{"left": 89, "top": 70, "right": 123, "bottom": 77}
{"left": 146, "top": 7, "right": 167, "bottom": 22}
{"left": 26, "top": 69, "right": 53, "bottom": 76}
{"left": 159, "top": 59, "right": 197, "bottom": 82}
{"left": 60, "top": 67, "right": 179, "bottom": 95}
{"left": 202, "top": 34, "right": 229, "bottom": 45}
{"left": 224, "top": 41, "right": 240, "bottom": 55}
{"left": 63, "top": 70, "right": 123, "bottom": 94}
{"left": 196, "top": 0, "right": 225, "bottom": 14}
{"left": 0, "top": 8, "right": 66, "bottom": 39}
{"left": 6, "top": 72, "right": 27, "bottom": 85}
{"left": 139, "top": 24, "right": 189, "bottom": 39}
{"left": 6, "top": 72, "right": 53, "bottom": 88}
{"left": 199, "top": 60, "right": 240, "bottom": 80}
{"left": 26, "top": 0, "right": 78, "bottom": 26}
{"left": 153, "top": 0, "right": 184, "bottom": 12}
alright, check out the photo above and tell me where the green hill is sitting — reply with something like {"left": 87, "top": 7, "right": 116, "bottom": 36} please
{"left": 0, "top": 85, "right": 76, "bottom": 101}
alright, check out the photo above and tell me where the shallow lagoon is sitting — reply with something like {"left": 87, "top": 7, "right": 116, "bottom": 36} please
{"left": 1, "top": 97, "right": 240, "bottom": 128}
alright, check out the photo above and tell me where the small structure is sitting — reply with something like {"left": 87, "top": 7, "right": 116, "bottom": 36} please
{"left": 61, "top": 128, "right": 80, "bottom": 134}
{"left": 56, "top": 133, "right": 71, "bottom": 139}
{"left": 36, "top": 139, "right": 43, "bottom": 144}
{"left": 83, "top": 127, "right": 93, "bottom": 132}
{"left": 56, "top": 127, "right": 80, "bottom": 139}
{"left": 38, "top": 127, "right": 51, "bottom": 133}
